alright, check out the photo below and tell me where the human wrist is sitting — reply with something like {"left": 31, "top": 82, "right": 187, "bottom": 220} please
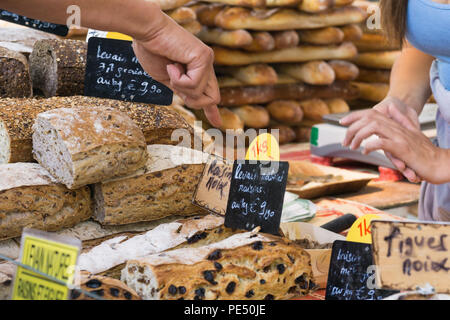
{"left": 129, "top": 1, "right": 169, "bottom": 41}
{"left": 386, "top": 92, "right": 425, "bottom": 115}
{"left": 430, "top": 148, "right": 450, "bottom": 184}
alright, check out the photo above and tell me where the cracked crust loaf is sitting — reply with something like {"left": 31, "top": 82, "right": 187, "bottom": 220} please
{"left": 121, "top": 231, "right": 314, "bottom": 300}
{"left": 92, "top": 144, "right": 210, "bottom": 225}
{"left": 0, "top": 46, "right": 32, "bottom": 98}
{"left": 0, "top": 163, "right": 91, "bottom": 240}
{"left": 32, "top": 106, "right": 148, "bottom": 189}
{"left": 0, "top": 96, "right": 194, "bottom": 164}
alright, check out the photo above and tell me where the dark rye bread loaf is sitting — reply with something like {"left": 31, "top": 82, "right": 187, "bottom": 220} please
{"left": 29, "top": 39, "right": 87, "bottom": 97}
{"left": 0, "top": 96, "right": 194, "bottom": 164}
{"left": 0, "top": 46, "right": 32, "bottom": 98}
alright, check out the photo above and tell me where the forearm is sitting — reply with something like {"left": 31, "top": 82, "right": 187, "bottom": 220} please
{"left": 0, "top": 0, "right": 167, "bottom": 40}
{"left": 388, "top": 43, "right": 435, "bottom": 114}
{"left": 433, "top": 148, "right": 450, "bottom": 184}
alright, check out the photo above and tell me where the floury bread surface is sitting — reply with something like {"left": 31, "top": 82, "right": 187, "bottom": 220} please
{"left": 122, "top": 231, "right": 314, "bottom": 300}
{"left": 32, "top": 106, "right": 148, "bottom": 189}
{"left": 0, "top": 163, "right": 91, "bottom": 240}
{"left": 92, "top": 144, "right": 210, "bottom": 225}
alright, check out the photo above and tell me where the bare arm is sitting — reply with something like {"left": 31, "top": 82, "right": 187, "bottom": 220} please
{"left": 0, "top": 0, "right": 222, "bottom": 127}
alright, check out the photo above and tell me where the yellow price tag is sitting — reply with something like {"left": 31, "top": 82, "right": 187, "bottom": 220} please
{"left": 106, "top": 32, "right": 132, "bottom": 41}
{"left": 12, "top": 231, "right": 80, "bottom": 300}
{"left": 246, "top": 133, "right": 280, "bottom": 161}
{"left": 346, "top": 214, "right": 381, "bottom": 244}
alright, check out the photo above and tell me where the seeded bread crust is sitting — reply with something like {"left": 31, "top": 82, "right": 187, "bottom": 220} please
{"left": 0, "top": 163, "right": 92, "bottom": 240}
{"left": 29, "top": 39, "right": 87, "bottom": 97}
{"left": 71, "top": 272, "right": 141, "bottom": 300}
{"left": 32, "top": 106, "right": 148, "bottom": 189}
{"left": 122, "top": 231, "right": 313, "bottom": 300}
{"left": 0, "top": 46, "right": 32, "bottom": 98}
{"left": 0, "top": 96, "right": 194, "bottom": 164}
{"left": 78, "top": 215, "right": 226, "bottom": 275}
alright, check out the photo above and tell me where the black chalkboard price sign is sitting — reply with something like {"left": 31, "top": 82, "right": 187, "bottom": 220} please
{"left": 224, "top": 161, "right": 289, "bottom": 236}
{"left": 84, "top": 37, "right": 173, "bottom": 105}
{"left": 0, "top": 10, "right": 69, "bottom": 36}
{"left": 325, "top": 240, "right": 398, "bottom": 300}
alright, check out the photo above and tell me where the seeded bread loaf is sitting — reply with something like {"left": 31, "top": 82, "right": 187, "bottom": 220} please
{"left": 0, "top": 96, "right": 194, "bottom": 164}
{"left": 92, "top": 144, "right": 209, "bottom": 225}
{"left": 32, "top": 106, "right": 148, "bottom": 189}
{"left": 78, "top": 215, "right": 227, "bottom": 276}
{"left": 29, "top": 39, "right": 87, "bottom": 97}
{"left": 0, "top": 46, "right": 32, "bottom": 98}
{"left": 0, "top": 163, "right": 92, "bottom": 240}
{"left": 121, "top": 231, "right": 314, "bottom": 300}
{"left": 71, "top": 272, "right": 141, "bottom": 300}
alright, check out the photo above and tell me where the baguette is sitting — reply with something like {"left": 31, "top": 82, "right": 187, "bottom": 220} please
{"left": 93, "top": 144, "right": 209, "bottom": 226}
{"left": 271, "top": 125, "right": 296, "bottom": 144}
{"left": 0, "top": 163, "right": 91, "bottom": 240}
{"left": 214, "top": 6, "right": 366, "bottom": 31}
{"left": 213, "top": 42, "right": 358, "bottom": 65}
{"left": 232, "top": 105, "right": 270, "bottom": 128}
{"left": 181, "top": 20, "right": 202, "bottom": 35}
{"left": 195, "top": 3, "right": 226, "bottom": 27}
{"left": 323, "top": 98, "right": 350, "bottom": 114}
{"left": 217, "top": 64, "right": 278, "bottom": 86}
{"left": 243, "top": 32, "right": 275, "bottom": 52}
{"left": 352, "top": 51, "right": 401, "bottom": 70}
{"left": 218, "top": 76, "right": 244, "bottom": 87}
{"left": 299, "top": 99, "right": 330, "bottom": 121}
{"left": 340, "top": 24, "right": 363, "bottom": 42}
{"left": 298, "top": 27, "right": 344, "bottom": 45}
{"left": 219, "top": 81, "right": 360, "bottom": 106}
{"left": 275, "top": 61, "right": 336, "bottom": 85}
{"left": 32, "top": 106, "right": 148, "bottom": 189}
{"left": 0, "top": 96, "right": 194, "bottom": 164}
{"left": 29, "top": 39, "right": 87, "bottom": 97}
{"left": 327, "top": 60, "right": 359, "bottom": 81}
{"left": 197, "top": 27, "right": 253, "bottom": 48}
{"left": 354, "top": 33, "right": 400, "bottom": 52}
{"left": 218, "top": 108, "right": 245, "bottom": 131}
{"left": 352, "top": 81, "right": 389, "bottom": 102}
{"left": 198, "top": 0, "right": 301, "bottom": 7}
{"left": 122, "top": 231, "right": 314, "bottom": 300}
{"left": 166, "top": 7, "right": 197, "bottom": 24}
{"left": 273, "top": 30, "right": 300, "bottom": 49}
{"left": 146, "top": 0, "right": 191, "bottom": 10}
{"left": 356, "top": 67, "right": 390, "bottom": 84}
{"left": 298, "top": 0, "right": 334, "bottom": 13}
{"left": 0, "top": 46, "right": 32, "bottom": 98}
{"left": 267, "top": 100, "right": 304, "bottom": 125}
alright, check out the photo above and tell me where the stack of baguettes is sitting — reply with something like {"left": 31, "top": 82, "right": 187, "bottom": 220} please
{"left": 349, "top": 0, "right": 400, "bottom": 108}
{"left": 188, "top": 0, "right": 367, "bottom": 143}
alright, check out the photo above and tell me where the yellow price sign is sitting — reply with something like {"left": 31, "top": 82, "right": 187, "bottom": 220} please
{"left": 246, "top": 133, "right": 280, "bottom": 161}
{"left": 346, "top": 214, "right": 381, "bottom": 244}
{"left": 12, "top": 229, "right": 80, "bottom": 300}
{"left": 106, "top": 32, "right": 133, "bottom": 41}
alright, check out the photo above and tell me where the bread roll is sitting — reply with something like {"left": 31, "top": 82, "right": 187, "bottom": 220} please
{"left": 214, "top": 6, "right": 366, "bottom": 31}
{"left": 146, "top": 0, "right": 191, "bottom": 10}
{"left": 298, "top": 0, "right": 334, "bottom": 13}
{"left": 275, "top": 73, "right": 298, "bottom": 84}
{"left": 219, "top": 81, "right": 360, "bottom": 106}
{"left": 354, "top": 33, "right": 400, "bottom": 52}
{"left": 198, "top": 0, "right": 266, "bottom": 7}
{"left": 122, "top": 231, "right": 313, "bottom": 300}
{"left": 243, "top": 32, "right": 275, "bottom": 52}
{"left": 29, "top": 39, "right": 87, "bottom": 97}
{"left": 352, "top": 81, "right": 389, "bottom": 102}
{"left": 298, "top": 27, "right": 344, "bottom": 45}
{"left": 232, "top": 105, "right": 270, "bottom": 128}
{"left": 275, "top": 61, "right": 336, "bottom": 85}
{"left": 0, "top": 163, "right": 91, "bottom": 240}
{"left": 93, "top": 145, "right": 209, "bottom": 225}
{"left": 299, "top": 99, "right": 330, "bottom": 121}
{"left": 219, "top": 108, "right": 245, "bottom": 131}
{"left": 273, "top": 30, "right": 300, "bottom": 49}
{"left": 32, "top": 106, "right": 148, "bottom": 189}
{"left": 267, "top": 100, "right": 304, "bottom": 125}
{"left": 294, "top": 126, "right": 312, "bottom": 143}
{"left": 0, "top": 96, "right": 193, "bottom": 164}
{"left": 340, "top": 24, "right": 363, "bottom": 42}
{"left": 197, "top": 27, "right": 253, "bottom": 48}
{"left": 0, "top": 46, "right": 32, "bottom": 98}
{"left": 218, "top": 76, "right": 244, "bottom": 87}
{"left": 324, "top": 98, "right": 350, "bottom": 114}
{"left": 213, "top": 42, "right": 357, "bottom": 65}
{"left": 181, "top": 20, "right": 202, "bottom": 35}
{"left": 217, "top": 64, "right": 278, "bottom": 86}
{"left": 327, "top": 60, "right": 359, "bottom": 81}
{"left": 166, "top": 7, "right": 197, "bottom": 24}
{"left": 352, "top": 51, "right": 401, "bottom": 70}
{"left": 356, "top": 68, "right": 391, "bottom": 84}
{"left": 271, "top": 125, "right": 296, "bottom": 144}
